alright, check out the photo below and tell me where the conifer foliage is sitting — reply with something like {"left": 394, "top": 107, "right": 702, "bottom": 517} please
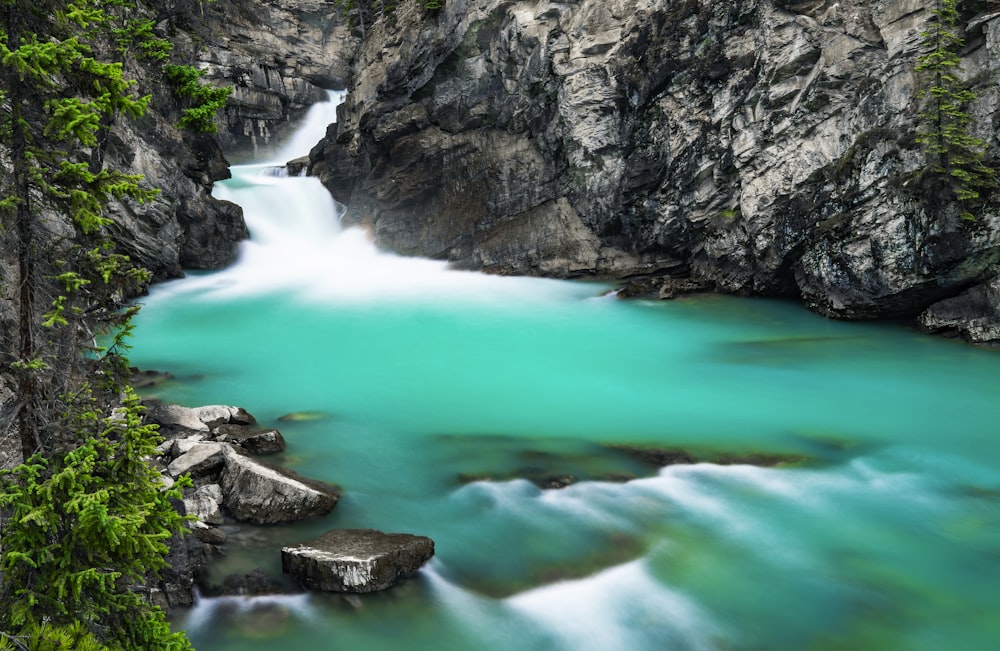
{"left": 0, "top": 1, "right": 205, "bottom": 649}
{"left": 915, "top": 0, "right": 996, "bottom": 219}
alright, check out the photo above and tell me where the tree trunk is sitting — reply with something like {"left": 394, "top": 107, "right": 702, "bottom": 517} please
{"left": 5, "top": 2, "right": 42, "bottom": 461}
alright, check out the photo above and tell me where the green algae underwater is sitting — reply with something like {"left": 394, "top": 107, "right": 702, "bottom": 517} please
{"left": 129, "top": 103, "right": 1000, "bottom": 651}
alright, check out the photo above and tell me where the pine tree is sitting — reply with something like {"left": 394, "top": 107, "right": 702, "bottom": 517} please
{"left": 0, "top": 0, "right": 156, "bottom": 459}
{"left": 0, "top": 1, "right": 221, "bottom": 648}
{"left": 915, "top": 0, "right": 996, "bottom": 220}
{"left": 0, "top": 391, "right": 194, "bottom": 650}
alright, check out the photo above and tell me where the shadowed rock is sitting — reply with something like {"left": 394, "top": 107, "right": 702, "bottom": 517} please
{"left": 167, "top": 442, "right": 227, "bottom": 478}
{"left": 215, "top": 424, "right": 286, "bottom": 455}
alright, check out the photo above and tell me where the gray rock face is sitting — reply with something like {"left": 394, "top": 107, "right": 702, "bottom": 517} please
{"left": 184, "top": 484, "right": 225, "bottom": 525}
{"left": 220, "top": 448, "right": 341, "bottom": 524}
{"left": 0, "top": 377, "right": 20, "bottom": 471}
{"left": 282, "top": 529, "right": 435, "bottom": 593}
{"left": 918, "top": 274, "right": 1000, "bottom": 346}
{"left": 195, "top": 0, "right": 357, "bottom": 161}
{"left": 99, "top": 42, "right": 249, "bottom": 280}
{"left": 311, "top": 0, "right": 1000, "bottom": 341}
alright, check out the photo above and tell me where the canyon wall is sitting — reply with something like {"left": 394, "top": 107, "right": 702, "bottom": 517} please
{"left": 311, "top": 0, "right": 1000, "bottom": 344}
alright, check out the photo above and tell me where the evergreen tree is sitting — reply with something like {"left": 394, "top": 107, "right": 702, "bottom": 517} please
{"left": 915, "top": 0, "right": 996, "bottom": 219}
{"left": 0, "top": 392, "right": 193, "bottom": 650}
{"left": 0, "top": 0, "right": 156, "bottom": 459}
{"left": 0, "top": 1, "right": 218, "bottom": 648}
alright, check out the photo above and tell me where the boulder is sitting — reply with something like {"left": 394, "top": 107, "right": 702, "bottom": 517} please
{"left": 220, "top": 449, "right": 340, "bottom": 524}
{"left": 184, "top": 485, "right": 225, "bottom": 525}
{"left": 282, "top": 529, "right": 434, "bottom": 593}
{"left": 167, "top": 442, "right": 227, "bottom": 479}
{"left": 171, "top": 435, "right": 209, "bottom": 458}
{"left": 918, "top": 276, "right": 1000, "bottom": 346}
{"left": 146, "top": 401, "right": 259, "bottom": 438}
{"left": 145, "top": 402, "right": 211, "bottom": 437}
{"left": 215, "top": 424, "right": 286, "bottom": 455}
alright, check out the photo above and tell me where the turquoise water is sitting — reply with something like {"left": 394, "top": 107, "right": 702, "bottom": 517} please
{"left": 130, "top": 103, "right": 1000, "bottom": 651}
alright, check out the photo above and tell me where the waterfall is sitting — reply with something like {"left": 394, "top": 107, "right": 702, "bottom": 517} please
{"left": 145, "top": 91, "right": 596, "bottom": 307}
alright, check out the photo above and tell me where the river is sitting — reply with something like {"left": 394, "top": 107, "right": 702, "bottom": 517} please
{"left": 129, "top": 92, "right": 1000, "bottom": 651}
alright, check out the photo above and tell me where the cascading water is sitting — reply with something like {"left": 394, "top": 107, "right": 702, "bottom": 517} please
{"left": 132, "top": 92, "right": 1000, "bottom": 651}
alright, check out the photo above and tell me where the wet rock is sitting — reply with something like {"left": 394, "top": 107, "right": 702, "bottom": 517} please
{"left": 918, "top": 275, "right": 1000, "bottom": 346}
{"left": 220, "top": 448, "right": 340, "bottom": 524}
{"left": 215, "top": 424, "right": 286, "bottom": 455}
{"left": 203, "top": 568, "right": 297, "bottom": 597}
{"left": 610, "top": 444, "right": 809, "bottom": 469}
{"left": 190, "top": 520, "right": 227, "bottom": 546}
{"left": 152, "top": 503, "right": 211, "bottom": 609}
{"left": 609, "top": 446, "right": 698, "bottom": 468}
{"left": 277, "top": 411, "right": 329, "bottom": 422}
{"left": 282, "top": 529, "right": 434, "bottom": 593}
{"left": 129, "top": 368, "right": 175, "bottom": 389}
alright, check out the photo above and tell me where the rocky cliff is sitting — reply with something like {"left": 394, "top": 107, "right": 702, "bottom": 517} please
{"left": 3, "top": 0, "right": 356, "bottom": 285}
{"left": 310, "top": 0, "right": 1000, "bottom": 345}
{"left": 194, "top": 0, "right": 356, "bottom": 161}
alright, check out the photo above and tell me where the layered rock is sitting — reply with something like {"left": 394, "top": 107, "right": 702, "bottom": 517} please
{"left": 311, "top": 0, "right": 1000, "bottom": 344}
{"left": 282, "top": 529, "right": 435, "bottom": 593}
{"left": 193, "top": 0, "right": 357, "bottom": 160}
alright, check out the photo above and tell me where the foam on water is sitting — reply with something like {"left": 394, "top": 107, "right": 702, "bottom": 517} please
{"left": 264, "top": 90, "right": 346, "bottom": 165}
{"left": 505, "top": 559, "right": 722, "bottom": 651}
{"left": 148, "top": 157, "right": 596, "bottom": 308}
{"left": 180, "top": 592, "right": 315, "bottom": 635}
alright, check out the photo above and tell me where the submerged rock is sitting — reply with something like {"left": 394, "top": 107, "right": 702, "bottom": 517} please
{"left": 203, "top": 568, "right": 297, "bottom": 597}
{"left": 610, "top": 444, "right": 809, "bottom": 469}
{"left": 281, "top": 529, "right": 434, "bottom": 593}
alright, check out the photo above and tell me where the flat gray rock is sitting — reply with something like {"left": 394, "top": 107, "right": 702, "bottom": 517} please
{"left": 281, "top": 529, "right": 434, "bottom": 593}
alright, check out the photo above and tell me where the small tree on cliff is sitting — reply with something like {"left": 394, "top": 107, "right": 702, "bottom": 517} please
{"left": 915, "top": 0, "right": 996, "bottom": 219}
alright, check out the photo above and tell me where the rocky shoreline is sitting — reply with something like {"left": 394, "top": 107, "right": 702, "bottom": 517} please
{"left": 141, "top": 399, "right": 434, "bottom": 609}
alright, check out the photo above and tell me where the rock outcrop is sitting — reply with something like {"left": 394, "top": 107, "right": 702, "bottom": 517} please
{"left": 310, "top": 0, "right": 1000, "bottom": 344}
{"left": 143, "top": 400, "right": 344, "bottom": 605}
{"left": 146, "top": 401, "right": 341, "bottom": 525}
{"left": 194, "top": 0, "right": 357, "bottom": 161}
{"left": 282, "top": 529, "right": 435, "bottom": 593}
